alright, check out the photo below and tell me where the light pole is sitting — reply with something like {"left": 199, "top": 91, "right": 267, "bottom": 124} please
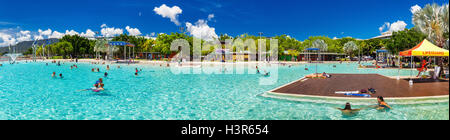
{"left": 358, "top": 45, "right": 361, "bottom": 64}
{"left": 258, "top": 32, "right": 263, "bottom": 61}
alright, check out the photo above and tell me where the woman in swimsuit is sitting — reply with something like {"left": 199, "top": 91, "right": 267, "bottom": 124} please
{"left": 376, "top": 96, "right": 392, "bottom": 110}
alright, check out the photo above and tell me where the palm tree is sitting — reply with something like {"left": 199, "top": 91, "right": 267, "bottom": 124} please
{"left": 344, "top": 41, "right": 358, "bottom": 59}
{"left": 94, "top": 39, "right": 108, "bottom": 59}
{"left": 143, "top": 39, "right": 155, "bottom": 52}
{"left": 312, "top": 39, "right": 328, "bottom": 52}
{"left": 412, "top": 3, "right": 449, "bottom": 47}
{"left": 312, "top": 39, "right": 327, "bottom": 61}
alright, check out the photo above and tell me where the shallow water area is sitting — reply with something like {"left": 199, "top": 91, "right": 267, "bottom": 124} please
{"left": 0, "top": 61, "right": 448, "bottom": 120}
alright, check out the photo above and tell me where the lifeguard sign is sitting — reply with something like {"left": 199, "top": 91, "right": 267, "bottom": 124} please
{"left": 399, "top": 39, "right": 449, "bottom": 57}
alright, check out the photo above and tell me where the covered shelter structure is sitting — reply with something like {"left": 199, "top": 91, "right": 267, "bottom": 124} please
{"left": 304, "top": 48, "right": 320, "bottom": 62}
{"left": 107, "top": 41, "right": 135, "bottom": 61}
{"left": 398, "top": 39, "right": 449, "bottom": 83}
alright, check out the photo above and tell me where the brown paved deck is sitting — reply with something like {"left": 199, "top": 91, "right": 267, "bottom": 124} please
{"left": 273, "top": 74, "right": 449, "bottom": 98}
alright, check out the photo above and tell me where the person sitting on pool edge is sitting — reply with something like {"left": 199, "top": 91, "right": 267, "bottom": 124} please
{"left": 337, "top": 102, "right": 362, "bottom": 117}
{"left": 376, "top": 96, "right": 392, "bottom": 110}
{"left": 322, "top": 72, "right": 331, "bottom": 78}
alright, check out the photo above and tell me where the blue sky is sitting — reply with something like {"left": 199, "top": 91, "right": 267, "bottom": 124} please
{"left": 0, "top": 0, "right": 448, "bottom": 46}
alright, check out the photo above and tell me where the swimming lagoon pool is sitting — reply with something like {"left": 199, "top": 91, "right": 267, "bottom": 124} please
{"left": 0, "top": 61, "right": 448, "bottom": 120}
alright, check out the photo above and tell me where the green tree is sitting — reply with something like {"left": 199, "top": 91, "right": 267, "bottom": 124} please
{"left": 344, "top": 41, "right": 358, "bottom": 57}
{"left": 412, "top": 3, "right": 449, "bottom": 47}
{"left": 58, "top": 41, "right": 73, "bottom": 58}
{"left": 385, "top": 28, "right": 426, "bottom": 54}
{"left": 60, "top": 35, "right": 91, "bottom": 58}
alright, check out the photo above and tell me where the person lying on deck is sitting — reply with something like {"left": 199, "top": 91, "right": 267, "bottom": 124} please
{"left": 322, "top": 72, "right": 331, "bottom": 78}
{"left": 305, "top": 73, "right": 331, "bottom": 79}
{"left": 337, "top": 103, "right": 362, "bottom": 117}
{"left": 306, "top": 74, "right": 325, "bottom": 79}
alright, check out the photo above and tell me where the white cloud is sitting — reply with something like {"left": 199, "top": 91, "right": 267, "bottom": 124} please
{"left": 80, "top": 29, "right": 96, "bottom": 38}
{"left": 379, "top": 20, "right": 407, "bottom": 33}
{"left": 16, "top": 30, "right": 32, "bottom": 42}
{"left": 389, "top": 21, "right": 407, "bottom": 32}
{"left": 100, "top": 24, "right": 107, "bottom": 28}
{"left": 125, "top": 26, "right": 142, "bottom": 36}
{"left": 186, "top": 19, "right": 218, "bottom": 41}
{"left": 410, "top": 5, "right": 422, "bottom": 14}
{"left": 101, "top": 25, "right": 123, "bottom": 37}
{"left": 38, "top": 29, "right": 52, "bottom": 36}
{"left": 154, "top": 4, "right": 183, "bottom": 25}
{"left": 208, "top": 14, "right": 215, "bottom": 21}
{"left": 0, "top": 32, "right": 16, "bottom": 46}
{"left": 20, "top": 30, "right": 30, "bottom": 35}
{"left": 49, "top": 31, "right": 65, "bottom": 39}
{"left": 65, "top": 30, "right": 79, "bottom": 36}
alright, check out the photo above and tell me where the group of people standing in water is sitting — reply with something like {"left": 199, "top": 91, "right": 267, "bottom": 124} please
{"left": 48, "top": 61, "right": 147, "bottom": 92}
{"left": 337, "top": 96, "right": 392, "bottom": 117}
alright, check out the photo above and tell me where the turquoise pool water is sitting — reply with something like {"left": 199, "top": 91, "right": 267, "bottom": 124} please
{"left": 0, "top": 61, "right": 448, "bottom": 120}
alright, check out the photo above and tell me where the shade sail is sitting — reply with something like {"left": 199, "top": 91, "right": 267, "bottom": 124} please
{"left": 108, "top": 41, "right": 134, "bottom": 46}
{"left": 376, "top": 50, "right": 388, "bottom": 53}
{"left": 399, "top": 39, "right": 449, "bottom": 56}
{"left": 305, "top": 48, "right": 320, "bottom": 51}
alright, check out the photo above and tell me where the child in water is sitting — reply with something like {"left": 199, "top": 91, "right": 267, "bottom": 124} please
{"left": 337, "top": 103, "right": 362, "bottom": 117}
{"left": 97, "top": 83, "right": 105, "bottom": 91}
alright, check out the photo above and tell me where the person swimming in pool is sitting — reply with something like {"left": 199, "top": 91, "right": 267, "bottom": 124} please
{"left": 107, "top": 65, "right": 110, "bottom": 70}
{"left": 94, "top": 78, "right": 103, "bottom": 87}
{"left": 97, "top": 68, "right": 100, "bottom": 72}
{"left": 263, "top": 70, "right": 270, "bottom": 76}
{"left": 92, "top": 68, "right": 95, "bottom": 72}
{"left": 59, "top": 73, "right": 63, "bottom": 78}
{"left": 376, "top": 96, "right": 392, "bottom": 110}
{"left": 104, "top": 72, "right": 108, "bottom": 77}
{"left": 135, "top": 72, "right": 138, "bottom": 76}
{"left": 52, "top": 72, "right": 56, "bottom": 78}
{"left": 97, "top": 83, "right": 105, "bottom": 91}
{"left": 337, "top": 103, "right": 362, "bottom": 117}
{"left": 79, "top": 83, "right": 99, "bottom": 91}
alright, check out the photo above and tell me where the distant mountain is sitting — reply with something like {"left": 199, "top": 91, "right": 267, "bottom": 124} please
{"left": 0, "top": 38, "right": 59, "bottom": 54}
